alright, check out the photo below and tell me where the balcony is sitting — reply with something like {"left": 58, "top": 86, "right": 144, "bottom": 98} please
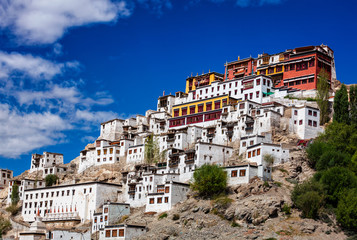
{"left": 185, "top": 159, "right": 194, "bottom": 165}
{"left": 43, "top": 212, "right": 80, "bottom": 222}
{"left": 169, "top": 160, "right": 179, "bottom": 168}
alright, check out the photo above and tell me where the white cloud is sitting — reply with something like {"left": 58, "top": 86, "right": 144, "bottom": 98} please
{"left": 0, "top": 0, "right": 131, "bottom": 45}
{"left": 0, "top": 51, "right": 120, "bottom": 158}
{"left": 0, "top": 103, "right": 71, "bottom": 158}
{"left": 0, "top": 51, "right": 78, "bottom": 81}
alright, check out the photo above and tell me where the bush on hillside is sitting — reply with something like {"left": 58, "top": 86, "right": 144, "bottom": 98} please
{"left": 315, "top": 150, "right": 351, "bottom": 171}
{"left": 45, "top": 174, "right": 59, "bottom": 187}
{"left": 0, "top": 216, "right": 11, "bottom": 237}
{"left": 336, "top": 188, "right": 357, "bottom": 230}
{"left": 306, "top": 141, "right": 329, "bottom": 168}
{"left": 295, "top": 191, "right": 323, "bottom": 219}
{"left": 191, "top": 164, "right": 227, "bottom": 198}
{"left": 319, "top": 167, "right": 357, "bottom": 207}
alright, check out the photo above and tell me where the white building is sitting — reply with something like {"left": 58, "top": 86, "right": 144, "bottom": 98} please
{"left": 246, "top": 142, "right": 290, "bottom": 166}
{"left": 145, "top": 181, "right": 189, "bottom": 213}
{"left": 47, "top": 229, "right": 91, "bottom": 240}
{"left": 225, "top": 163, "right": 271, "bottom": 185}
{"left": 8, "top": 179, "right": 46, "bottom": 204}
{"left": 290, "top": 105, "right": 322, "bottom": 139}
{"left": 93, "top": 202, "right": 131, "bottom": 233}
{"left": 99, "top": 224, "right": 147, "bottom": 240}
{"left": 30, "top": 152, "right": 63, "bottom": 173}
{"left": 21, "top": 182, "right": 122, "bottom": 222}
{"left": 0, "top": 169, "right": 12, "bottom": 189}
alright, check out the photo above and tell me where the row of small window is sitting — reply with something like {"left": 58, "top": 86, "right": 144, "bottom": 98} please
{"left": 25, "top": 188, "right": 92, "bottom": 199}
{"left": 230, "top": 169, "right": 246, "bottom": 177}
{"left": 149, "top": 196, "right": 169, "bottom": 204}
{"left": 97, "top": 157, "right": 119, "bottom": 162}
{"left": 1, "top": 173, "right": 11, "bottom": 178}
{"left": 294, "top": 109, "right": 317, "bottom": 117}
{"left": 284, "top": 78, "right": 314, "bottom": 87}
{"left": 105, "top": 229, "right": 125, "bottom": 238}
{"left": 241, "top": 140, "right": 255, "bottom": 147}
{"left": 174, "top": 100, "right": 224, "bottom": 117}
{"left": 97, "top": 149, "right": 120, "bottom": 155}
{"left": 247, "top": 149, "right": 261, "bottom": 158}
{"left": 128, "top": 148, "right": 143, "bottom": 154}
{"left": 94, "top": 215, "right": 108, "bottom": 223}
{"left": 24, "top": 200, "right": 53, "bottom": 209}
{"left": 294, "top": 120, "right": 318, "bottom": 127}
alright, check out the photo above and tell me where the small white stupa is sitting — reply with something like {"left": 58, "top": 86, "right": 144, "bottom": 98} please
{"left": 19, "top": 209, "right": 47, "bottom": 240}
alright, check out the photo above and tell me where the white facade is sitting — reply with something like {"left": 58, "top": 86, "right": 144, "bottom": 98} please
{"left": 99, "top": 224, "right": 147, "bottom": 240}
{"left": 246, "top": 143, "right": 290, "bottom": 166}
{"left": 145, "top": 181, "right": 189, "bottom": 213}
{"left": 21, "top": 182, "right": 121, "bottom": 222}
{"left": 290, "top": 106, "right": 322, "bottom": 139}
{"left": 30, "top": 152, "right": 63, "bottom": 173}
{"left": 226, "top": 164, "right": 259, "bottom": 185}
{"left": 0, "top": 169, "right": 12, "bottom": 189}
{"left": 8, "top": 179, "right": 46, "bottom": 204}
{"left": 92, "top": 202, "right": 131, "bottom": 233}
{"left": 48, "top": 230, "right": 91, "bottom": 240}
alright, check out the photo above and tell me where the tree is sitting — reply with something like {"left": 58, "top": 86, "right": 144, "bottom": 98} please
{"left": 263, "top": 154, "right": 275, "bottom": 167}
{"left": 306, "top": 141, "right": 329, "bottom": 168}
{"left": 316, "top": 69, "right": 331, "bottom": 124}
{"left": 333, "top": 84, "right": 350, "bottom": 124}
{"left": 45, "top": 174, "right": 59, "bottom": 187}
{"left": 291, "top": 179, "right": 324, "bottom": 219}
{"left": 336, "top": 188, "right": 357, "bottom": 230}
{"left": 0, "top": 216, "right": 11, "bottom": 238}
{"left": 10, "top": 183, "right": 19, "bottom": 205}
{"left": 349, "top": 85, "right": 357, "bottom": 125}
{"left": 144, "top": 134, "right": 162, "bottom": 164}
{"left": 319, "top": 166, "right": 357, "bottom": 207}
{"left": 190, "top": 164, "right": 227, "bottom": 198}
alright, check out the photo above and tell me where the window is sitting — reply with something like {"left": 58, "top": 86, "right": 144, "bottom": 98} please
{"left": 198, "top": 104, "right": 204, "bottom": 113}
{"left": 248, "top": 152, "right": 251, "bottom": 158}
{"left": 112, "top": 230, "right": 118, "bottom": 237}
{"left": 164, "top": 197, "right": 169, "bottom": 203}
{"left": 149, "top": 198, "right": 154, "bottom": 204}
{"left": 239, "top": 170, "right": 246, "bottom": 177}
{"left": 182, "top": 108, "right": 187, "bottom": 116}
{"left": 256, "top": 79, "right": 260, "bottom": 85}
{"left": 206, "top": 102, "right": 212, "bottom": 111}
{"left": 257, "top": 149, "right": 261, "bottom": 156}
{"left": 165, "top": 186, "right": 170, "bottom": 193}
{"left": 308, "top": 120, "right": 312, "bottom": 126}
{"left": 313, "top": 121, "right": 317, "bottom": 127}
{"left": 97, "top": 150, "right": 101, "bottom": 155}
{"left": 308, "top": 110, "right": 312, "bottom": 116}
{"left": 231, "top": 170, "right": 237, "bottom": 177}
{"left": 157, "top": 197, "right": 162, "bottom": 204}
{"left": 104, "top": 208, "right": 108, "bottom": 213}
{"left": 105, "top": 230, "right": 111, "bottom": 237}
{"left": 190, "top": 106, "right": 196, "bottom": 114}
{"left": 94, "top": 217, "right": 97, "bottom": 223}
{"left": 256, "top": 91, "right": 259, "bottom": 98}
{"left": 214, "top": 101, "right": 221, "bottom": 109}
{"left": 105, "top": 216, "right": 108, "bottom": 221}
{"left": 242, "top": 141, "right": 246, "bottom": 147}
{"left": 299, "top": 120, "right": 303, "bottom": 125}
{"left": 174, "top": 109, "right": 179, "bottom": 117}
{"left": 313, "top": 111, "right": 317, "bottom": 117}
{"left": 104, "top": 149, "right": 107, "bottom": 155}
{"left": 119, "top": 229, "right": 124, "bottom": 237}
{"left": 252, "top": 150, "right": 256, "bottom": 157}
{"left": 294, "top": 110, "right": 298, "bottom": 115}
{"left": 110, "top": 148, "right": 113, "bottom": 154}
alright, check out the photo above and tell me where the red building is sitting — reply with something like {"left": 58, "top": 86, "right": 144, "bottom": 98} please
{"left": 226, "top": 44, "right": 336, "bottom": 91}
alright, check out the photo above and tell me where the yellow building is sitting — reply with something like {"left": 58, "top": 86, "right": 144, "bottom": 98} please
{"left": 185, "top": 72, "right": 224, "bottom": 93}
{"left": 171, "top": 95, "right": 238, "bottom": 117}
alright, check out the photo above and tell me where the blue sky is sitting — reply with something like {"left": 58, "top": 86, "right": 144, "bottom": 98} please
{"left": 0, "top": 0, "right": 356, "bottom": 176}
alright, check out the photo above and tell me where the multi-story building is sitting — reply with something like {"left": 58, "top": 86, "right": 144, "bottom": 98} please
{"left": 99, "top": 224, "right": 147, "bottom": 240}
{"left": 21, "top": 182, "right": 122, "bottom": 222}
{"left": 7, "top": 178, "right": 46, "bottom": 204}
{"left": 0, "top": 169, "right": 12, "bottom": 189}
{"left": 92, "top": 202, "right": 130, "bottom": 233}
{"left": 30, "top": 152, "right": 64, "bottom": 173}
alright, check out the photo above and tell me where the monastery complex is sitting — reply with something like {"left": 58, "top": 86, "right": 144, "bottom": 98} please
{"left": 3, "top": 44, "right": 336, "bottom": 240}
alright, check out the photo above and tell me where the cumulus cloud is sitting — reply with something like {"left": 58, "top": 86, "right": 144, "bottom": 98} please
{"left": 0, "top": 51, "right": 76, "bottom": 80}
{"left": 0, "top": 0, "right": 131, "bottom": 45}
{"left": 0, "top": 103, "right": 71, "bottom": 158}
{"left": 0, "top": 51, "right": 119, "bottom": 158}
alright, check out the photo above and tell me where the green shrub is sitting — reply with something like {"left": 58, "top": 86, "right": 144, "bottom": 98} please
{"left": 158, "top": 212, "right": 168, "bottom": 219}
{"left": 172, "top": 214, "right": 180, "bottom": 221}
{"left": 306, "top": 141, "right": 329, "bottom": 168}
{"left": 214, "top": 195, "right": 233, "bottom": 209}
{"left": 319, "top": 167, "right": 357, "bottom": 207}
{"left": 6, "top": 204, "right": 19, "bottom": 216}
{"left": 316, "top": 150, "right": 350, "bottom": 171}
{"left": 263, "top": 181, "right": 270, "bottom": 188}
{"left": 282, "top": 204, "right": 291, "bottom": 215}
{"left": 190, "top": 164, "right": 227, "bottom": 198}
{"left": 295, "top": 191, "right": 323, "bottom": 219}
{"left": 10, "top": 183, "right": 19, "bottom": 205}
{"left": 336, "top": 188, "right": 357, "bottom": 230}
{"left": 231, "top": 221, "right": 240, "bottom": 227}
{"left": 45, "top": 174, "right": 59, "bottom": 187}
{"left": 0, "top": 216, "right": 11, "bottom": 238}
{"left": 291, "top": 179, "right": 323, "bottom": 203}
